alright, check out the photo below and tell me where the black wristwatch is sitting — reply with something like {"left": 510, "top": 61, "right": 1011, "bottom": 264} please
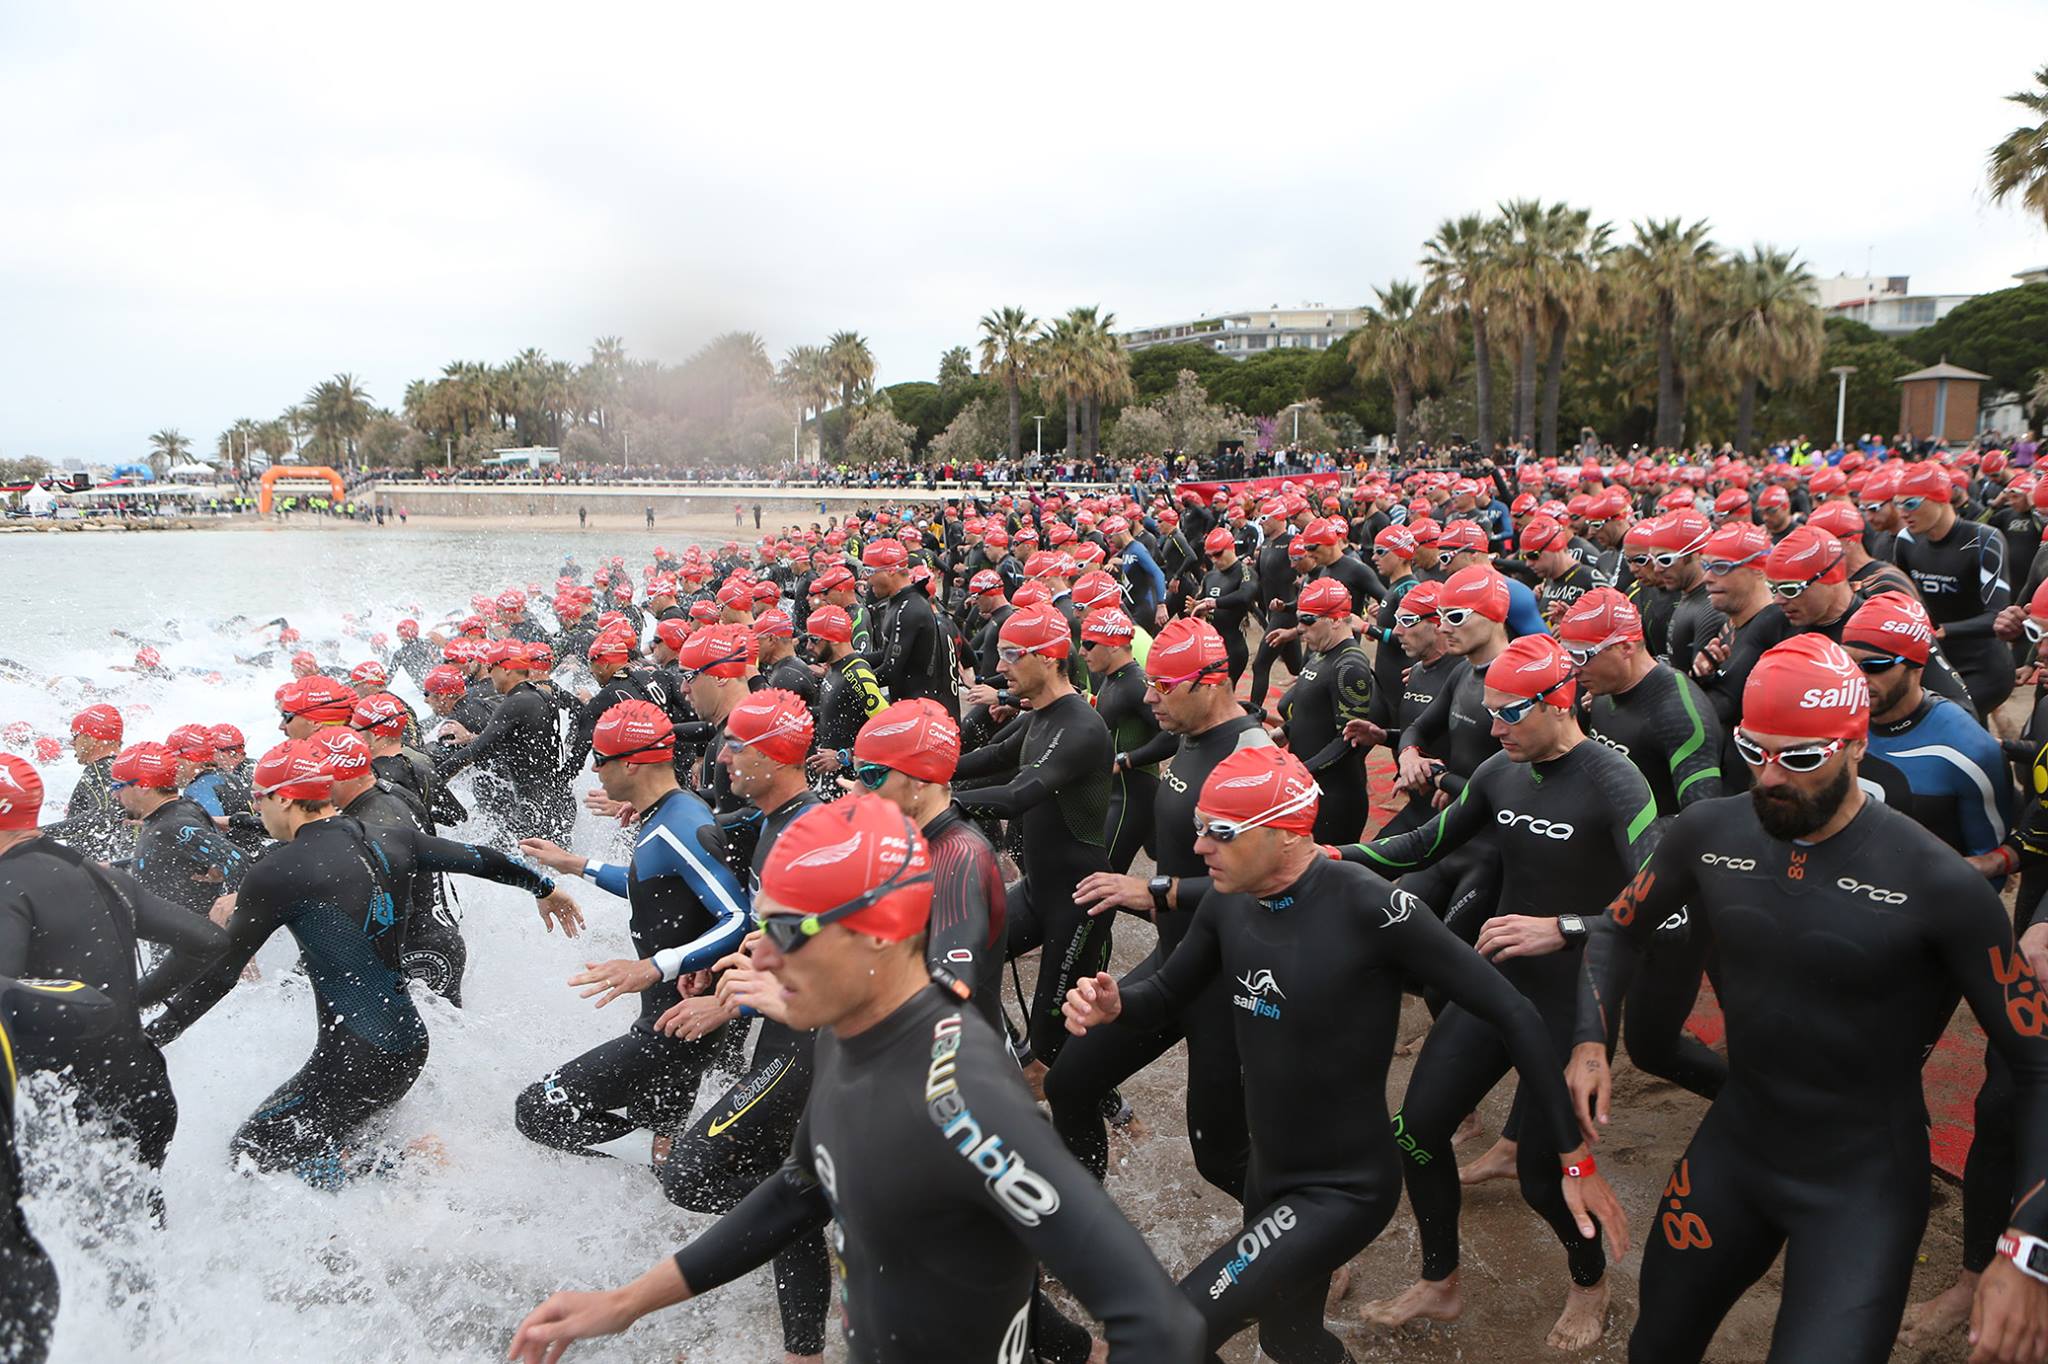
{"left": 1557, "top": 913, "right": 1588, "bottom": 945}
{"left": 1148, "top": 876, "right": 1174, "bottom": 911}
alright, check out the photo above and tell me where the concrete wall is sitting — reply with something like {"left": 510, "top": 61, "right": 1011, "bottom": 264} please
{"left": 364, "top": 480, "right": 1124, "bottom": 519}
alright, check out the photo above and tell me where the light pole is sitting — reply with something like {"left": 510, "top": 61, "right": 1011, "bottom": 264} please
{"left": 1829, "top": 365, "right": 1857, "bottom": 447}
{"left": 1032, "top": 415, "right": 1045, "bottom": 459}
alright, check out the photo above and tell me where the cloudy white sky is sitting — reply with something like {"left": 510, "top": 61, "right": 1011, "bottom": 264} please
{"left": 3, "top": 0, "right": 2045, "bottom": 464}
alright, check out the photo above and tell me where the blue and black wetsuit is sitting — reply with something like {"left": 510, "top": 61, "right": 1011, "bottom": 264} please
{"left": 1894, "top": 514, "right": 2014, "bottom": 714}
{"left": 149, "top": 816, "right": 554, "bottom": 1187}
{"left": 1865, "top": 693, "right": 2015, "bottom": 859}
{"left": 129, "top": 795, "right": 246, "bottom": 918}
{"left": 515, "top": 787, "right": 748, "bottom": 1157}
{"left": 1, "top": 976, "right": 114, "bottom": 1364}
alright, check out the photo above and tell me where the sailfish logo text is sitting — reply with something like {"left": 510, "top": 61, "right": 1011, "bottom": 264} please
{"left": 1233, "top": 970, "right": 1284, "bottom": 1020}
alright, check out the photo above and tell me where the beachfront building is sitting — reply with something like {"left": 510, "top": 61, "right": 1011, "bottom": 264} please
{"left": 1118, "top": 304, "right": 1366, "bottom": 358}
{"left": 1812, "top": 271, "right": 1974, "bottom": 336}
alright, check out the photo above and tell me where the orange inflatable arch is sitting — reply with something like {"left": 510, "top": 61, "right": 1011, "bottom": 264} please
{"left": 259, "top": 465, "right": 345, "bottom": 514}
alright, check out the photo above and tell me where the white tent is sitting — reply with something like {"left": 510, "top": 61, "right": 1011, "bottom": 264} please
{"left": 21, "top": 486, "right": 57, "bottom": 516}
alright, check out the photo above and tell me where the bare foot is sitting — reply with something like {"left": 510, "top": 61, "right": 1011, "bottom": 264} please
{"left": 651, "top": 1133, "right": 673, "bottom": 1166}
{"left": 1546, "top": 1279, "right": 1608, "bottom": 1350}
{"left": 783, "top": 1354, "right": 823, "bottom": 1364}
{"left": 1108, "top": 1113, "right": 1151, "bottom": 1146}
{"left": 1326, "top": 1264, "right": 1353, "bottom": 1309}
{"left": 1459, "top": 1135, "right": 1518, "bottom": 1186}
{"left": 1361, "top": 1274, "right": 1462, "bottom": 1328}
{"left": 1451, "top": 1111, "right": 1484, "bottom": 1148}
{"left": 1086, "top": 1341, "right": 1109, "bottom": 1364}
{"left": 1897, "top": 1272, "right": 1978, "bottom": 1349}
{"left": 1021, "top": 1059, "right": 1048, "bottom": 1103}
{"left": 1396, "top": 1030, "right": 1428, "bottom": 1056}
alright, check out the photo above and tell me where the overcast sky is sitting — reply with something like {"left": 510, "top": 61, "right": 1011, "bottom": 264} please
{"left": 4, "top": 0, "right": 2046, "bottom": 464}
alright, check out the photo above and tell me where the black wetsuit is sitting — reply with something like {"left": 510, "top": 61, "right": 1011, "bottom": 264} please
{"left": 150, "top": 817, "right": 553, "bottom": 1186}
{"left": 372, "top": 747, "right": 468, "bottom": 827}
{"left": 129, "top": 795, "right": 247, "bottom": 917}
{"left": 1391, "top": 653, "right": 1505, "bottom": 928}
{"left": 0, "top": 837, "right": 224, "bottom": 1194}
{"left": 390, "top": 637, "right": 439, "bottom": 686}
{"left": 1580, "top": 795, "right": 2048, "bottom": 1363}
{"left": 1279, "top": 638, "right": 1374, "bottom": 844}
{"left": 1250, "top": 528, "right": 1302, "bottom": 708}
{"left": 1583, "top": 663, "right": 1727, "bottom": 1099}
{"left": 1343, "top": 741, "right": 1656, "bottom": 1291}
{"left": 659, "top": 791, "right": 828, "bottom": 1360}
{"left": 344, "top": 780, "right": 467, "bottom": 1005}
{"left": 1109, "top": 856, "right": 1588, "bottom": 1364}
{"left": 756, "top": 654, "right": 819, "bottom": 710}
{"left": 39, "top": 758, "right": 124, "bottom": 862}
{"left": 668, "top": 987, "right": 1204, "bottom": 1363}
{"left": 1, "top": 976, "right": 115, "bottom": 1364}
{"left": 434, "top": 681, "right": 572, "bottom": 841}
{"left": 1308, "top": 552, "right": 1384, "bottom": 616}
{"left": 1538, "top": 561, "right": 1602, "bottom": 623}
{"left": 956, "top": 691, "right": 1114, "bottom": 1067}
{"left": 1895, "top": 515, "right": 2015, "bottom": 715}
{"left": 1373, "top": 650, "right": 1461, "bottom": 792}
{"left": 568, "top": 670, "right": 653, "bottom": 776}
{"left": 517, "top": 787, "right": 748, "bottom": 1159}
{"left": 1636, "top": 583, "right": 1678, "bottom": 661}
{"left": 1044, "top": 713, "right": 1268, "bottom": 1200}
{"left": 1367, "top": 576, "right": 1420, "bottom": 739}
{"left": 1096, "top": 661, "right": 1160, "bottom": 874}
{"left": 813, "top": 652, "right": 885, "bottom": 760}
{"left": 1200, "top": 560, "right": 1257, "bottom": 683}
{"left": 1661, "top": 578, "right": 1723, "bottom": 679}
{"left": 862, "top": 586, "right": 960, "bottom": 717}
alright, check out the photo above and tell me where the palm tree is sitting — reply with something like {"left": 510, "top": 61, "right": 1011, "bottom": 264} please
{"left": 1490, "top": 199, "right": 1552, "bottom": 447}
{"left": 216, "top": 418, "right": 261, "bottom": 478}
{"left": 779, "top": 345, "right": 837, "bottom": 465}
{"left": 586, "top": 336, "right": 629, "bottom": 431}
{"left": 1421, "top": 214, "right": 1500, "bottom": 452}
{"left": 1535, "top": 205, "right": 1610, "bottom": 459}
{"left": 1989, "top": 65, "right": 2048, "bottom": 232}
{"left": 937, "top": 345, "right": 974, "bottom": 393}
{"left": 304, "top": 373, "right": 373, "bottom": 465}
{"left": 1036, "top": 318, "right": 1085, "bottom": 456}
{"left": 1714, "top": 246, "right": 1824, "bottom": 453}
{"left": 280, "top": 404, "right": 309, "bottom": 456}
{"left": 825, "top": 332, "right": 876, "bottom": 413}
{"left": 1621, "top": 218, "right": 1717, "bottom": 449}
{"left": 1067, "top": 306, "right": 1130, "bottom": 459}
{"left": 146, "top": 428, "right": 191, "bottom": 478}
{"left": 977, "top": 306, "right": 1040, "bottom": 460}
{"left": 1350, "top": 280, "right": 1448, "bottom": 449}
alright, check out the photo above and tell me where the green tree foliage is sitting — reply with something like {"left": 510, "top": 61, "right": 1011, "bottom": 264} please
{"left": 929, "top": 396, "right": 1010, "bottom": 465}
{"left": 1755, "top": 318, "right": 1918, "bottom": 443}
{"left": 1901, "top": 285, "right": 2048, "bottom": 395}
{"left": 0, "top": 456, "right": 53, "bottom": 484}
{"left": 1127, "top": 344, "right": 1234, "bottom": 403}
{"left": 1204, "top": 349, "right": 1325, "bottom": 417}
{"left": 843, "top": 406, "right": 915, "bottom": 464}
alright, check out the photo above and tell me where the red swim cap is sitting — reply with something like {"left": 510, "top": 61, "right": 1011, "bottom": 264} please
{"left": 1700, "top": 520, "right": 1770, "bottom": 565}
{"left": 1556, "top": 586, "right": 1643, "bottom": 646}
{"left": 1399, "top": 580, "right": 1443, "bottom": 617}
{"left": 653, "top": 618, "right": 691, "bottom": 654}
{"left": 1197, "top": 747, "right": 1319, "bottom": 837}
{"left": 760, "top": 794, "right": 933, "bottom": 941}
{"left": 805, "top": 605, "right": 853, "bottom": 644}
{"left": 1437, "top": 521, "right": 1487, "bottom": 555}
{"left": 1647, "top": 509, "right": 1712, "bottom": 555}
{"left": 71, "top": 704, "right": 123, "bottom": 742}
{"left": 1805, "top": 501, "right": 1864, "bottom": 539}
{"left": 1714, "top": 487, "right": 1751, "bottom": 515}
{"left": 854, "top": 699, "right": 961, "bottom": 783}
{"left": 1080, "top": 607, "right": 1135, "bottom": 646}
{"left": 209, "top": 724, "right": 245, "bottom": 751}
{"left": 1763, "top": 525, "right": 1845, "bottom": 588}
{"left": 1373, "top": 525, "right": 1417, "bottom": 558}
{"left": 422, "top": 665, "right": 467, "bottom": 696}
{"left": 1757, "top": 486, "right": 1790, "bottom": 512}
{"left": 588, "top": 628, "right": 635, "bottom": 665}
{"left": 1743, "top": 635, "right": 1869, "bottom": 742}
{"left": 0, "top": 756, "right": 43, "bottom": 830}
{"left": 726, "top": 688, "right": 814, "bottom": 765}
{"left": 1297, "top": 577, "right": 1354, "bottom": 620}
{"left": 1439, "top": 565, "right": 1511, "bottom": 623}
{"left": 350, "top": 660, "right": 388, "bottom": 689}
{"left": 165, "top": 724, "right": 216, "bottom": 764}
{"left": 251, "top": 739, "right": 335, "bottom": 801}
{"left": 592, "top": 698, "right": 675, "bottom": 765}
{"left": 350, "top": 691, "right": 409, "bottom": 737}
{"left": 112, "top": 742, "right": 178, "bottom": 790}
{"left": 677, "top": 624, "right": 754, "bottom": 678}
{"left": 1518, "top": 515, "right": 1571, "bottom": 555}
{"left": 277, "top": 677, "right": 358, "bottom": 725}
{"left": 1204, "top": 527, "right": 1234, "bottom": 555}
{"left": 1295, "top": 517, "right": 1344, "bottom": 549}
{"left": 1897, "top": 462, "right": 1951, "bottom": 501}
{"left": 862, "top": 539, "right": 908, "bottom": 571}
{"left": 312, "top": 728, "right": 372, "bottom": 782}
{"left": 396, "top": 619, "right": 420, "bottom": 640}
{"left": 998, "top": 604, "right": 1072, "bottom": 660}
{"left": 1485, "top": 633, "right": 1578, "bottom": 707}
{"left": 752, "top": 608, "right": 794, "bottom": 640}
{"left": 1841, "top": 591, "right": 1935, "bottom": 665}
{"left": 1146, "top": 618, "right": 1229, "bottom": 686}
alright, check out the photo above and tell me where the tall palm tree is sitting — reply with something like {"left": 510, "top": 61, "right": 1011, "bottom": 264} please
{"left": 825, "top": 332, "right": 876, "bottom": 413}
{"left": 1350, "top": 280, "right": 1448, "bottom": 449}
{"left": 779, "top": 345, "right": 837, "bottom": 465}
{"left": 1714, "top": 246, "right": 1824, "bottom": 453}
{"left": 1535, "top": 205, "right": 1610, "bottom": 459}
{"left": 977, "top": 306, "right": 1040, "bottom": 460}
{"left": 1069, "top": 307, "right": 1130, "bottom": 459}
{"left": 280, "top": 404, "right": 309, "bottom": 456}
{"left": 937, "top": 345, "right": 974, "bottom": 393}
{"left": 1491, "top": 199, "right": 1551, "bottom": 447}
{"left": 585, "top": 336, "right": 629, "bottom": 431}
{"left": 1421, "top": 214, "right": 1500, "bottom": 452}
{"left": 1621, "top": 218, "right": 1717, "bottom": 449}
{"left": 1036, "top": 317, "right": 1086, "bottom": 456}
{"left": 1990, "top": 65, "right": 2048, "bottom": 232}
{"left": 303, "top": 373, "right": 373, "bottom": 464}
{"left": 146, "top": 428, "right": 190, "bottom": 478}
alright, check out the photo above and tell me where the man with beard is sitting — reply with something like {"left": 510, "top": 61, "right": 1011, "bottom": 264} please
{"left": 1569, "top": 635, "right": 2048, "bottom": 1364}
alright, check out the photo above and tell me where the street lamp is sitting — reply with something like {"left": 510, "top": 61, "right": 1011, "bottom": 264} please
{"left": 1031, "top": 415, "right": 1045, "bottom": 459}
{"left": 1829, "top": 365, "right": 1858, "bottom": 447}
